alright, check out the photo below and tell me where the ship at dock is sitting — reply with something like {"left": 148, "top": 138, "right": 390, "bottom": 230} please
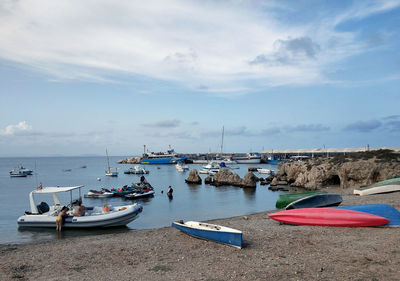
{"left": 140, "top": 145, "right": 187, "bottom": 164}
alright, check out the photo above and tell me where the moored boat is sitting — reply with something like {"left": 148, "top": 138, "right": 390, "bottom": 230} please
{"left": 233, "top": 152, "right": 261, "bottom": 164}
{"left": 268, "top": 208, "right": 390, "bottom": 227}
{"left": 172, "top": 220, "right": 243, "bottom": 248}
{"left": 125, "top": 190, "right": 155, "bottom": 199}
{"left": 140, "top": 145, "right": 187, "bottom": 164}
{"left": 84, "top": 188, "right": 114, "bottom": 198}
{"left": 285, "top": 193, "right": 343, "bottom": 210}
{"left": 124, "top": 165, "right": 149, "bottom": 174}
{"left": 17, "top": 185, "right": 143, "bottom": 228}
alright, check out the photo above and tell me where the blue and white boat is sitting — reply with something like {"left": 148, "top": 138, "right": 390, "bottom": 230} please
{"left": 140, "top": 145, "right": 187, "bottom": 164}
{"left": 172, "top": 220, "right": 242, "bottom": 248}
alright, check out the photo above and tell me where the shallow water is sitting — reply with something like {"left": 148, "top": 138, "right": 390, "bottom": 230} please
{"left": 0, "top": 156, "right": 282, "bottom": 244}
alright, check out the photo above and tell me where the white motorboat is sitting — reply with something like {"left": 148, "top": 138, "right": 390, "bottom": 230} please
{"left": 176, "top": 162, "right": 189, "bottom": 172}
{"left": 124, "top": 165, "right": 149, "bottom": 175}
{"left": 9, "top": 169, "right": 27, "bottom": 177}
{"left": 17, "top": 185, "right": 142, "bottom": 228}
{"left": 124, "top": 190, "right": 155, "bottom": 199}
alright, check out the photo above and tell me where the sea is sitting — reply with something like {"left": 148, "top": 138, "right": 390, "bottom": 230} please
{"left": 0, "top": 156, "right": 283, "bottom": 244}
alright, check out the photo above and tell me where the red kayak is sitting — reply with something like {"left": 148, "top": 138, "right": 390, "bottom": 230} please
{"left": 268, "top": 208, "right": 390, "bottom": 227}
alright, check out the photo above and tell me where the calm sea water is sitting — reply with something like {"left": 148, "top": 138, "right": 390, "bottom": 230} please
{"left": 0, "top": 156, "right": 283, "bottom": 244}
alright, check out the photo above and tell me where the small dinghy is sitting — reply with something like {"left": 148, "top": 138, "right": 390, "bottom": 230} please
{"left": 84, "top": 188, "right": 114, "bottom": 198}
{"left": 172, "top": 220, "right": 242, "bottom": 248}
{"left": 268, "top": 208, "right": 389, "bottom": 227}
{"left": 285, "top": 193, "right": 343, "bottom": 210}
{"left": 125, "top": 190, "right": 155, "bottom": 199}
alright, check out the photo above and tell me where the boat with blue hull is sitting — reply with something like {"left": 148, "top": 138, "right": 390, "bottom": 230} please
{"left": 336, "top": 204, "right": 400, "bottom": 227}
{"left": 140, "top": 145, "right": 187, "bottom": 164}
{"left": 172, "top": 220, "right": 242, "bottom": 248}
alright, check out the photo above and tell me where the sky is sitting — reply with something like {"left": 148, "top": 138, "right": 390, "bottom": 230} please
{"left": 0, "top": 0, "right": 400, "bottom": 157}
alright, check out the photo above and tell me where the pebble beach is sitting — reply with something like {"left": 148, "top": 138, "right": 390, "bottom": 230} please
{"left": 1, "top": 187, "right": 400, "bottom": 281}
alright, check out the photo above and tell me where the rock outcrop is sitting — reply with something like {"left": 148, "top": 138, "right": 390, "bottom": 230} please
{"left": 205, "top": 168, "right": 258, "bottom": 188}
{"left": 185, "top": 169, "right": 202, "bottom": 184}
{"left": 118, "top": 157, "right": 142, "bottom": 164}
{"left": 270, "top": 152, "right": 400, "bottom": 190}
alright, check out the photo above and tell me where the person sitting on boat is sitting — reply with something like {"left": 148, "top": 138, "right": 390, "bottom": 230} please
{"left": 56, "top": 206, "right": 68, "bottom": 231}
{"left": 73, "top": 201, "right": 86, "bottom": 216}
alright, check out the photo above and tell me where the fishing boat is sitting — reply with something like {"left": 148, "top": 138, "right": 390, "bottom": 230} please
{"left": 9, "top": 169, "right": 27, "bottom": 177}
{"left": 84, "top": 188, "right": 114, "bottom": 198}
{"left": 353, "top": 178, "right": 400, "bottom": 196}
{"left": 105, "top": 149, "right": 118, "bottom": 177}
{"left": 124, "top": 165, "right": 149, "bottom": 175}
{"left": 172, "top": 220, "right": 243, "bottom": 248}
{"left": 336, "top": 204, "right": 400, "bottom": 227}
{"left": 285, "top": 194, "right": 342, "bottom": 210}
{"left": 18, "top": 165, "right": 33, "bottom": 175}
{"left": 17, "top": 185, "right": 143, "bottom": 228}
{"left": 353, "top": 181, "right": 400, "bottom": 196}
{"left": 233, "top": 152, "right": 261, "bottom": 164}
{"left": 268, "top": 208, "right": 389, "bottom": 227}
{"left": 140, "top": 145, "right": 187, "bottom": 164}
{"left": 275, "top": 191, "right": 327, "bottom": 209}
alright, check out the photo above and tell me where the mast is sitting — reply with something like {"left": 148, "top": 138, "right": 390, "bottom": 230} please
{"left": 106, "top": 149, "right": 111, "bottom": 172}
{"left": 220, "top": 126, "right": 224, "bottom": 155}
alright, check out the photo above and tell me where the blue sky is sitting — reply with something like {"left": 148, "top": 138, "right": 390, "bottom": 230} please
{"left": 0, "top": 0, "right": 400, "bottom": 157}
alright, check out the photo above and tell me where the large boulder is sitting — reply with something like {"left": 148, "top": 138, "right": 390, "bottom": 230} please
{"left": 118, "top": 157, "right": 142, "bottom": 164}
{"left": 270, "top": 154, "right": 400, "bottom": 190}
{"left": 185, "top": 169, "right": 202, "bottom": 184}
{"left": 240, "top": 172, "right": 258, "bottom": 188}
{"left": 213, "top": 168, "right": 242, "bottom": 186}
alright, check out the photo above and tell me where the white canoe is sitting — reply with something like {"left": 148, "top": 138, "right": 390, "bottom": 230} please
{"left": 354, "top": 182, "right": 400, "bottom": 196}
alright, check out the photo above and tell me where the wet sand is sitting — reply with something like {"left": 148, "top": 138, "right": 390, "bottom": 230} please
{"left": 1, "top": 188, "right": 400, "bottom": 281}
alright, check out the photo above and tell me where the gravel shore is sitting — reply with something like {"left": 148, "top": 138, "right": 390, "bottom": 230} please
{"left": 1, "top": 188, "right": 400, "bottom": 281}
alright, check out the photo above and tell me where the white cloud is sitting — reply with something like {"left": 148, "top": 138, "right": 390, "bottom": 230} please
{"left": 0, "top": 121, "right": 32, "bottom": 136}
{"left": 0, "top": 0, "right": 398, "bottom": 94}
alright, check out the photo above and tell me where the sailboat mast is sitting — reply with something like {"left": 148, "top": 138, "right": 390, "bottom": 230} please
{"left": 106, "top": 149, "right": 111, "bottom": 172}
{"left": 221, "top": 126, "right": 224, "bottom": 155}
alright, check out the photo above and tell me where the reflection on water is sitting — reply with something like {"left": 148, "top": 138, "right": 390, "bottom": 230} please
{"left": 242, "top": 187, "right": 256, "bottom": 200}
{"left": 17, "top": 226, "right": 131, "bottom": 244}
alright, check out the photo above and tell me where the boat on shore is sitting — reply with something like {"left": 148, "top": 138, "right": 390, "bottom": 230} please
{"left": 285, "top": 194, "right": 343, "bottom": 210}
{"left": 172, "top": 220, "right": 243, "bottom": 249}
{"left": 17, "top": 185, "right": 143, "bottom": 228}
{"left": 336, "top": 204, "right": 400, "bottom": 227}
{"left": 353, "top": 181, "right": 400, "bottom": 196}
{"left": 275, "top": 191, "right": 327, "bottom": 209}
{"left": 268, "top": 208, "right": 390, "bottom": 227}
{"left": 233, "top": 152, "right": 261, "bottom": 164}
{"left": 140, "top": 145, "right": 187, "bottom": 164}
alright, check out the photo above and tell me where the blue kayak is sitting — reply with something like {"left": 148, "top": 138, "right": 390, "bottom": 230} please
{"left": 336, "top": 204, "right": 400, "bottom": 227}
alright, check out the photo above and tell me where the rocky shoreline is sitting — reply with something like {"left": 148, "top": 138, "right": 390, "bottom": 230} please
{"left": 1, "top": 188, "right": 400, "bottom": 281}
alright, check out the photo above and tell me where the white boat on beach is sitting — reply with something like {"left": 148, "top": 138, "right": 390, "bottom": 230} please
{"left": 17, "top": 185, "right": 142, "bottom": 228}
{"left": 353, "top": 181, "right": 400, "bottom": 196}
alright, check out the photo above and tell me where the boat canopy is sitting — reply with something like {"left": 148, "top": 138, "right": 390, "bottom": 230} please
{"left": 29, "top": 185, "right": 84, "bottom": 213}
{"left": 32, "top": 186, "right": 84, "bottom": 194}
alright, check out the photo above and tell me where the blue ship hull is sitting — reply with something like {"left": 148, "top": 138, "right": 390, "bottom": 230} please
{"left": 172, "top": 221, "right": 242, "bottom": 248}
{"left": 140, "top": 157, "right": 187, "bottom": 164}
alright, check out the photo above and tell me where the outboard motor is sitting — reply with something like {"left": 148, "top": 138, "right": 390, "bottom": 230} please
{"left": 37, "top": 202, "right": 49, "bottom": 214}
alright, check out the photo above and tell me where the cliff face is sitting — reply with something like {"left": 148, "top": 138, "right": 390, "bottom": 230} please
{"left": 271, "top": 157, "right": 400, "bottom": 190}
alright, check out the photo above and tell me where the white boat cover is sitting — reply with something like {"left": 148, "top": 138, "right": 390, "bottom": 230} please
{"left": 32, "top": 186, "right": 84, "bottom": 194}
